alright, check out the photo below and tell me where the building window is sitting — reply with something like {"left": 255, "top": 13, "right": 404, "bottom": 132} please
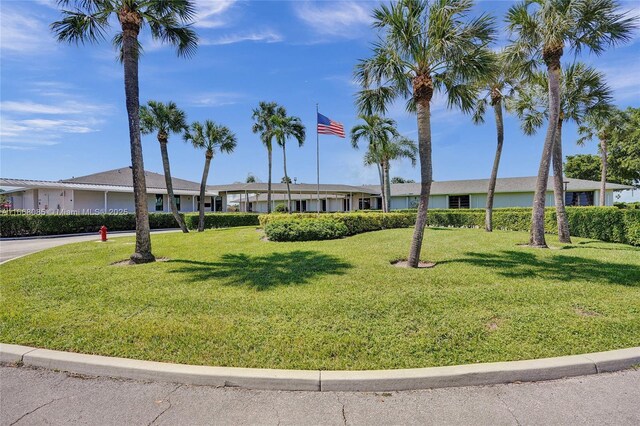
{"left": 174, "top": 195, "right": 180, "bottom": 211}
{"left": 375, "top": 197, "right": 383, "bottom": 210}
{"left": 449, "top": 195, "right": 470, "bottom": 209}
{"left": 565, "top": 191, "right": 594, "bottom": 206}
{"left": 197, "top": 196, "right": 212, "bottom": 210}
{"left": 215, "top": 197, "right": 223, "bottom": 212}
{"left": 155, "top": 194, "right": 163, "bottom": 211}
{"left": 343, "top": 198, "right": 350, "bottom": 211}
{"left": 358, "top": 198, "right": 371, "bottom": 210}
{"left": 321, "top": 199, "right": 327, "bottom": 212}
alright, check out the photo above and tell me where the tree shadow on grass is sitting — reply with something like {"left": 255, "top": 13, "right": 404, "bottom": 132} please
{"left": 167, "top": 250, "right": 352, "bottom": 290}
{"left": 560, "top": 240, "right": 640, "bottom": 252}
{"left": 442, "top": 250, "right": 640, "bottom": 287}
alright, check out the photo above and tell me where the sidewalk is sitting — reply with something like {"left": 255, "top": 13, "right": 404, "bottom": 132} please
{"left": 0, "top": 229, "right": 179, "bottom": 264}
{"left": 2, "top": 365, "right": 638, "bottom": 425}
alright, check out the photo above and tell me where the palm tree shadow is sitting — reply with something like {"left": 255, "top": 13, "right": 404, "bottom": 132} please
{"left": 168, "top": 250, "right": 352, "bottom": 290}
{"left": 441, "top": 250, "right": 640, "bottom": 287}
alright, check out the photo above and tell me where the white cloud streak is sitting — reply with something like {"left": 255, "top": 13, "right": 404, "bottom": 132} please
{"left": 187, "top": 92, "right": 246, "bottom": 107}
{"left": 193, "top": 0, "right": 237, "bottom": 28}
{"left": 201, "top": 29, "right": 283, "bottom": 46}
{"left": 294, "top": 1, "right": 373, "bottom": 38}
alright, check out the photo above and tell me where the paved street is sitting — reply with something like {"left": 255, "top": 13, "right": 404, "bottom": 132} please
{"left": 0, "top": 230, "right": 179, "bottom": 264}
{"left": 1, "top": 365, "right": 638, "bottom": 425}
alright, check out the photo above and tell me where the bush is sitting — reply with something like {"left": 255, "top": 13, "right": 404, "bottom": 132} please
{"left": 258, "top": 207, "right": 640, "bottom": 245}
{"left": 260, "top": 212, "right": 416, "bottom": 241}
{"left": 274, "top": 204, "right": 288, "bottom": 213}
{"left": 184, "top": 213, "right": 260, "bottom": 230}
{"left": 0, "top": 213, "right": 179, "bottom": 238}
{"left": 265, "top": 218, "right": 348, "bottom": 241}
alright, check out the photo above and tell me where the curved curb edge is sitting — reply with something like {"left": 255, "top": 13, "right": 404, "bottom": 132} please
{"left": 1, "top": 343, "right": 638, "bottom": 392}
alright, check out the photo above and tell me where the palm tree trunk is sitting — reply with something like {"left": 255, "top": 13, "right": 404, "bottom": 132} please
{"left": 407, "top": 99, "right": 432, "bottom": 267}
{"left": 530, "top": 53, "right": 562, "bottom": 248}
{"left": 122, "top": 20, "right": 154, "bottom": 264}
{"left": 267, "top": 146, "right": 272, "bottom": 213}
{"left": 600, "top": 138, "right": 608, "bottom": 206}
{"left": 159, "top": 139, "right": 188, "bottom": 233}
{"left": 198, "top": 152, "right": 212, "bottom": 232}
{"left": 485, "top": 97, "right": 504, "bottom": 232}
{"left": 552, "top": 118, "right": 571, "bottom": 243}
{"left": 377, "top": 163, "right": 385, "bottom": 212}
{"left": 384, "top": 160, "right": 391, "bottom": 213}
{"left": 282, "top": 143, "right": 292, "bottom": 213}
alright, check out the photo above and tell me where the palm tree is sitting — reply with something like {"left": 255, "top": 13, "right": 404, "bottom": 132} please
{"left": 140, "top": 100, "right": 189, "bottom": 233}
{"left": 356, "top": 0, "right": 495, "bottom": 267}
{"left": 360, "top": 135, "right": 418, "bottom": 213}
{"left": 471, "top": 50, "right": 519, "bottom": 232}
{"left": 510, "top": 63, "right": 612, "bottom": 243}
{"left": 252, "top": 102, "right": 285, "bottom": 214}
{"left": 270, "top": 110, "right": 306, "bottom": 213}
{"left": 350, "top": 115, "right": 399, "bottom": 212}
{"left": 52, "top": 0, "right": 197, "bottom": 263}
{"left": 577, "top": 106, "right": 628, "bottom": 206}
{"left": 505, "top": 0, "right": 635, "bottom": 248}
{"left": 184, "top": 121, "right": 237, "bottom": 232}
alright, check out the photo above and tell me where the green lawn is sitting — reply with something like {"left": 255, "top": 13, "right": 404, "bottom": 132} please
{"left": 1, "top": 226, "right": 639, "bottom": 370}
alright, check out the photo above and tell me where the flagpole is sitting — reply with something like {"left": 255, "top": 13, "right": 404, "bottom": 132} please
{"left": 316, "top": 103, "right": 320, "bottom": 214}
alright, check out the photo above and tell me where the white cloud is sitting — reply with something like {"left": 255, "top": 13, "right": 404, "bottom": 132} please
{"left": 294, "top": 1, "right": 373, "bottom": 38}
{"left": 187, "top": 92, "right": 246, "bottom": 107}
{"left": 201, "top": 29, "right": 283, "bottom": 46}
{"left": 0, "top": 6, "right": 56, "bottom": 56}
{"left": 601, "top": 65, "right": 640, "bottom": 101}
{"left": 193, "top": 0, "right": 237, "bottom": 28}
{"left": 0, "top": 82, "right": 112, "bottom": 150}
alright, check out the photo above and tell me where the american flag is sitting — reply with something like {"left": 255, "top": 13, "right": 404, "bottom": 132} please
{"left": 317, "top": 113, "right": 345, "bottom": 138}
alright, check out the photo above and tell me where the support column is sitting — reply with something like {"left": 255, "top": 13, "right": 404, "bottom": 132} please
{"left": 104, "top": 191, "right": 108, "bottom": 212}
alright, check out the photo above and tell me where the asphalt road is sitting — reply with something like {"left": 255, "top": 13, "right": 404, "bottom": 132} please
{"left": 1, "top": 365, "right": 638, "bottom": 425}
{"left": 0, "top": 230, "right": 179, "bottom": 264}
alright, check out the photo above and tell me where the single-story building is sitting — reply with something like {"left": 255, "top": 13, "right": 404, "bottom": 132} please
{"left": 0, "top": 167, "right": 633, "bottom": 214}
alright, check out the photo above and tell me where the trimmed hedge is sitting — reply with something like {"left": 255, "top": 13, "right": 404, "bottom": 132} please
{"left": 0, "top": 213, "right": 179, "bottom": 237}
{"left": 265, "top": 218, "right": 349, "bottom": 241}
{"left": 259, "top": 208, "right": 640, "bottom": 245}
{"left": 184, "top": 213, "right": 260, "bottom": 230}
{"left": 261, "top": 212, "right": 416, "bottom": 241}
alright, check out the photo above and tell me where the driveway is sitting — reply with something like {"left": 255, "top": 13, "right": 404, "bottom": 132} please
{"left": 1, "top": 365, "right": 638, "bottom": 425}
{"left": 0, "top": 229, "right": 179, "bottom": 264}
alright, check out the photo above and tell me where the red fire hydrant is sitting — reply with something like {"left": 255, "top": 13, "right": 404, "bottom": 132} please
{"left": 99, "top": 225, "right": 108, "bottom": 242}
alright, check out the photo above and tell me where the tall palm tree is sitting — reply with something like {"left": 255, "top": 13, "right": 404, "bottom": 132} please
{"left": 270, "top": 111, "right": 306, "bottom": 213}
{"left": 381, "top": 136, "right": 418, "bottom": 210}
{"left": 577, "top": 106, "right": 628, "bottom": 206}
{"left": 510, "top": 63, "right": 612, "bottom": 243}
{"left": 52, "top": 0, "right": 197, "bottom": 263}
{"left": 350, "top": 115, "right": 399, "bottom": 212}
{"left": 505, "top": 0, "right": 635, "bottom": 248}
{"left": 140, "top": 100, "right": 189, "bottom": 233}
{"left": 184, "top": 121, "right": 237, "bottom": 232}
{"left": 471, "top": 50, "right": 519, "bottom": 232}
{"left": 356, "top": 0, "right": 495, "bottom": 267}
{"left": 252, "top": 101, "right": 285, "bottom": 214}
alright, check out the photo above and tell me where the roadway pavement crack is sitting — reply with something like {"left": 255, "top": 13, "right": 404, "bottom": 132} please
{"left": 147, "top": 384, "right": 183, "bottom": 425}
{"left": 337, "top": 394, "right": 347, "bottom": 425}
{"left": 10, "top": 397, "right": 62, "bottom": 425}
{"left": 494, "top": 390, "right": 521, "bottom": 426}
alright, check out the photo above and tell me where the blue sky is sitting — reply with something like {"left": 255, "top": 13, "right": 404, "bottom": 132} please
{"left": 1, "top": 0, "right": 639, "bottom": 200}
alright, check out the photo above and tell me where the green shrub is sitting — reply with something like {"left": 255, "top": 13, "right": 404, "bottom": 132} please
{"left": 184, "top": 213, "right": 260, "bottom": 230}
{"left": 258, "top": 207, "right": 639, "bottom": 245}
{"left": 0, "top": 213, "right": 179, "bottom": 238}
{"left": 274, "top": 203, "right": 288, "bottom": 213}
{"left": 260, "top": 212, "right": 416, "bottom": 241}
{"left": 264, "top": 217, "right": 348, "bottom": 241}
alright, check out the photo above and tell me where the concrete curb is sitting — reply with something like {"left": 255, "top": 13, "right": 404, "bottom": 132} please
{"left": 2, "top": 343, "right": 638, "bottom": 392}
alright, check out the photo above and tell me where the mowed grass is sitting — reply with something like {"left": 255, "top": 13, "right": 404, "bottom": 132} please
{"left": 1, "top": 226, "right": 639, "bottom": 370}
